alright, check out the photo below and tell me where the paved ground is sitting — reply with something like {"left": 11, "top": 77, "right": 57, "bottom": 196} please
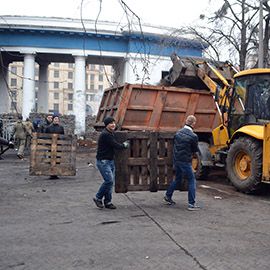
{"left": 1, "top": 150, "right": 270, "bottom": 270}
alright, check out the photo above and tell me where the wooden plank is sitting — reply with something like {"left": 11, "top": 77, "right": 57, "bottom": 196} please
{"left": 114, "top": 132, "right": 129, "bottom": 193}
{"left": 141, "top": 139, "right": 149, "bottom": 185}
{"left": 158, "top": 138, "right": 166, "bottom": 186}
{"left": 127, "top": 157, "right": 149, "bottom": 166}
{"left": 149, "top": 132, "right": 158, "bottom": 192}
{"left": 30, "top": 134, "right": 76, "bottom": 176}
{"left": 166, "top": 139, "right": 174, "bottom": 185}
{"left": 35, "top": 139, "right": 52, "bottom": 145}
{"left": 35, "top": 149, "right": 73, "bottom": 155}
{"left": 50, "top": 134, "right": 58, "bottom": 167}
{"left": 34, "top": 156, "right": 72, "bottom": 164}
{"left": 159, "top": 132, "right": 176, "bottom": 139}
{"left": 127, "top": 185, "right": 151, "bottom": 192}
{"left": 132, "top": 139, "right": 140, "bottom": 185}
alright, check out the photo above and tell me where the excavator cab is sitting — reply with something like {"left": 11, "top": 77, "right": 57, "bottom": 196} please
{"left": 228, "top": 70, "right": 270, "bottom": 136}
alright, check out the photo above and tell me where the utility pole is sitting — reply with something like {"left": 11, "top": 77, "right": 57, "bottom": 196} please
{"left": 258, "top": 0, "right": 264, "bottom": 68}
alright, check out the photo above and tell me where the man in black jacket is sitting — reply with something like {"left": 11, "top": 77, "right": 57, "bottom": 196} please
{"left": 45, "top": 115, "right": 64, "bottom": 134}
{"left": 93, "top": 116, "right": 128, "bottom": 209}
{"left": 45, "top": 115, "right": 64, "bottom": 179}
{"left": 164, "top": 115, "right": 200, "bottom": 211}
{"left": 40, "top": 114, "right": 53, "bottom": 133}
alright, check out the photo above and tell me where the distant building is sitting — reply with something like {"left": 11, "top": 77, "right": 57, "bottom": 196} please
{"left": 8, "top": 62, "right": 113, "bottom": 116}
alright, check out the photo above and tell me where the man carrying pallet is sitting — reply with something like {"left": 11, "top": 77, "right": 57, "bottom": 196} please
{"left": 93, "top": 116, "right": 129, "bottom": 210}
{"left": 164, "top": 115, "right": 200, "bottom": 211}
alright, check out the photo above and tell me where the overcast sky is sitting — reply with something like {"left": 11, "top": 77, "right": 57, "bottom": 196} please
{"left": 0, "top": 0, "right": 223, "bottom": 28}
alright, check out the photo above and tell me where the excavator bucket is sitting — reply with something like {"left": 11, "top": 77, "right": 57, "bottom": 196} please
{"left": 162, "top": 54, "right": 236, "bottom": 89}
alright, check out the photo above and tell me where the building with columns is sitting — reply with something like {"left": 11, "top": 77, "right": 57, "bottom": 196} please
{"left": 8, "top": 62, "right": 113, "bottom": 116}
{"left": 0, "top": 15, "right": 205, "bottom": 135}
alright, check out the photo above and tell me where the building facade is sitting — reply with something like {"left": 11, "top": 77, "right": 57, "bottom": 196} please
{"left": 8, "top": 62, "right": 113, "bottom": 116}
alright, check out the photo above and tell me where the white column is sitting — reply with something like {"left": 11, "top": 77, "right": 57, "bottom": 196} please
{"left": 37, "top": 62, "right": 49, "bottom": 113}
{"left": 0, "top": 63, "right": 10, "bottom": 113}
{"left": 22, "top": 54, "right": 36, "bottom": 119}
{"left": 113, "top": 58, "right": 129, "bottom": 85}
{"left": 73, "top": 55, "right": 86, "bottom": 135}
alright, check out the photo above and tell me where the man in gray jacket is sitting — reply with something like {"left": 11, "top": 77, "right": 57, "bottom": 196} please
{"left": 164, "top": 115, "right": 200, "bottom": 210}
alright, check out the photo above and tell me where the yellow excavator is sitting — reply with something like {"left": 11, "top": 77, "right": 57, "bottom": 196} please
{"left": 166, "top": 54, "right": 270, "bottom": 193}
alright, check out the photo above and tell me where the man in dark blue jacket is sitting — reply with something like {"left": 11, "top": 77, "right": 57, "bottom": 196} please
{"left": 164, "top": 115, "right": 200, "bottom": 210}
{"left": 93, "top": 116, "right": 129, "bottom": 209}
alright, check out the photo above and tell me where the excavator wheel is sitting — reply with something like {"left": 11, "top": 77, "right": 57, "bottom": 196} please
{"left": 192, "top": 152, "right": 210, "bottom": 180}
{"left": 226, "top": 137, "right": 262, "bottom": 193}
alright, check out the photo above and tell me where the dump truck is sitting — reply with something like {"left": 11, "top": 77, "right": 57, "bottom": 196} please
{"left": 95, "top": 55, "right": 270, "bottom": 193}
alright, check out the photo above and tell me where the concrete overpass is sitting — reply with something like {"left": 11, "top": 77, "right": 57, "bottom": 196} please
{"left": 0, "top": 15, "right": 205, "bottom": 134}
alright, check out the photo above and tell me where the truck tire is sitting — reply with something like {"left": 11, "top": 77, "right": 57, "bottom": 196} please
{"left": 192, "top": 152, "right": 210, "bottom": 180}
{"left": 226, "top": 137, "right": 262, "bottom": 193}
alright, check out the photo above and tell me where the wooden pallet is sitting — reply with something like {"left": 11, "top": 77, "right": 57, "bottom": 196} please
{"left": 30, "top": 133, "right": 76, "bottom": 176}
{"left": 114, "top": 131, "right": 188, "bottom": 193}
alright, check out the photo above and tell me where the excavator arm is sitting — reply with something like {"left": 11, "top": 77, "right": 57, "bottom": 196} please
{"left": 165, "top": 55, "right": 237, "bottom": 124}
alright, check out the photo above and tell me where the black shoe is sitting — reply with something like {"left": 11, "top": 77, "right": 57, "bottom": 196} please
{"left": 105, "top": 203, "right": 117, "bottom": 209}
{"left": 93, "top": 198, "right": 104, "bottom": 209}
{"left": 49, "top": 175, "right": 59, "bottom": 179}
{"left": 164, "top": 196, "right": 176, "bottom": 205}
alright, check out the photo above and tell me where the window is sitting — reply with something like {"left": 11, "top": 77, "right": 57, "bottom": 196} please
{"left": 86, "top": 94, "right": 90, "bottom": 101}
{"left": 54, "top": 63, "right": 60, "bottom": 67}
{"left": 11, "top": 66, "right": 17, "bottom": 74}
{"left": 98, "top": 85, "right": 103, "bottom": 91}
{"left": 10, "top": 101, "right": 17, "bottom": 110}
{"left": 68, "top": 103, "right": 73, "bottom": 111}
{"left": 54, "top": 92, "right": 59, "bottom": 100}
{"left": 90, "top": 74, "right": 95, "bottom": 81}
{"left": 90, "top": 64, "right": 95, "bottom": 71}
{"left": 90, "top": 94, "right": 95, "bottom": 101}
{"left": 11, "top": 91, "right": 17, "bottom": 99}
{"left": 68, "top": 93, "right": 73, "bottom": 100}
{"left": 90, "top": 84, "right": 94, "bottom": 90}
{"left": 68, "top": 82, "right": 73, "bottom": 89}
{"left": 54, "top": 82, "right": 59, "bottom": 89}
{"left": 68, "top": 72, "right": 73, "bottom": 79}
{"left": 99, "top": 65, "right": 104, "bottom": 72}
{"left": 98, "top": 74, "right": 103, "bottom": 82}
{"left": 53, "top": 103, "right": 59, "bottom": 111}
{"left": 68, "top": 63, "right": 73, "bottom": 68}
{"left": 10, "top": 78, "right": 17, "bottom": 87}
{"left": 54, "top": 70, "right": 59, "bottom": 78}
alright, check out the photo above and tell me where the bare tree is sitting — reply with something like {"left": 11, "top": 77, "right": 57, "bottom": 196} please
{"left": 173, "top": 0, "right": 270, "bottom": 70}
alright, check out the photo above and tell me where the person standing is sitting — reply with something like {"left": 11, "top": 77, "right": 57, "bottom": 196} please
{"left": 93, "top": 116, "right": 129, "bottom": 210}
{"left": 45, "top": 115, "right": 64, "bottom": 179}
{"left": 164, "top": 115, "right": 200, "bottom": 211}
{"left": 11, "top": 115, "right": 28, "bottom": 159}
{"left": 45, "top": 115, "right": 64, "bottom": 135}
{"left": 24, "top": 118, "right": 34, "bottom": 150}
{"left": 40, "top": 114, "right": 53, "bottom": 133}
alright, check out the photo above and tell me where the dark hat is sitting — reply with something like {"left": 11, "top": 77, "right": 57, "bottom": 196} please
{"left": 52, "top": 113, "right": 60, "bottom": 119}
{"left": 104, "top": 116, "right": 115, "bottom": 126}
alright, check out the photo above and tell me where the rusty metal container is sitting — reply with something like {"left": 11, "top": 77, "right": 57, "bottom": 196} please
{"left": 95, "top": 84, "right": 220, "bottom": 133}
